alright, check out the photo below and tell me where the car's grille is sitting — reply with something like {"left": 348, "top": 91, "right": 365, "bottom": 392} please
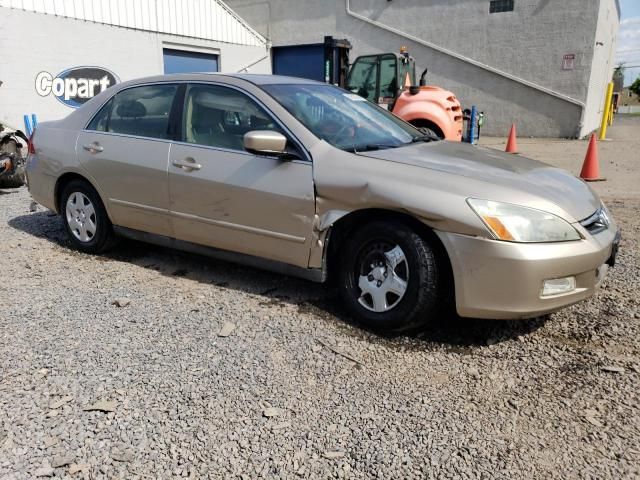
{"left": 580, "top": 207, "right": 610, "bottom": 235}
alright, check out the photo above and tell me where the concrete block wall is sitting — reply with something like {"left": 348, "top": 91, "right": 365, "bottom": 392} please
{"left": 0, "top": 8, "right": 270, "bottom": 130}
{"left": 227, "top": 0, "right": 619, "bottom": 137}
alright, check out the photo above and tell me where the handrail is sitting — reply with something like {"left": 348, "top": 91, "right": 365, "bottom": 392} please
{"left": 236, "top": 45, "right": 271, "bottom": 73}
{"left": 345, "top": 0, "right": 585, "bottom": 108}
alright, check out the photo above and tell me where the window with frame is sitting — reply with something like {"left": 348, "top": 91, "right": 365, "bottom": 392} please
{"left": 181, "top": 84, "right": 283, "bottom": 151}
{"left": 263, "top": 84, "right": 419, "bottom": 151}
{"left": 489, "top": 0, "right": 514, "bottom": 13}
{"left": 379, "top": 55, "right": 399, "bottom": 100}
{"left": 163, "top": 48, "right": 219, "bottom": 74}
{"left": 87, "top": 84, "right": 178, "bottom": 140}
{"left": 346, "top": 56, "right": 379, "bottom": 103}
{"left": 87, "top": 98, "right": 113, "bottom": 132}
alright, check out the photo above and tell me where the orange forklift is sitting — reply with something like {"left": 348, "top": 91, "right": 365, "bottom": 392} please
{"left": 272, "top": 37, "right": 468, "bottom": 141}
{"left": 345, "top": 46, "right": 463, "bottom": 140}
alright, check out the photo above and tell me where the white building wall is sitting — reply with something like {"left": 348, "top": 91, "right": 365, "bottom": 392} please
{"left": 0, "top": 0, "right": 265, "bottom": 46}
{"left": 582, "top": 0, "right": 620, "bottom": 137}
{"left": 0, "top": 8, "right": 270, "bottom": 130}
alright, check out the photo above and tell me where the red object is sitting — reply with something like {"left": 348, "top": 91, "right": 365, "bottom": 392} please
{"left": 27, "top": 131, "right": 36, "bottom": 155}
{"left": 505, "top": 124, "right": 518, "bottom": 153}
{"left": 580, "top": 134, "right": 603, "bottom": 181}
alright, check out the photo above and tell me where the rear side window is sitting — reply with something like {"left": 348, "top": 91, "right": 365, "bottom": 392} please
{"left": 87, "top": 84, "right": 178, "bottom": 140}
{"left": 87, "top": 98, "right": 113, "bottom": 132}
{"left": 182, "top": 84, "right": 282, "bottom": 151}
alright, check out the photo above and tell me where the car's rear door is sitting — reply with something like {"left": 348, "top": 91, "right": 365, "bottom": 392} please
{"left": 167, "top": 82, "right": 315, "bottom": 268}
{"left": 77, "top": 83, "right": 180, "bottom": 236}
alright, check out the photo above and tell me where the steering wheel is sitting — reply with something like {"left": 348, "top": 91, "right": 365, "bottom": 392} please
{"left": 318, "top": 114, "right": 357, "bottom": 143}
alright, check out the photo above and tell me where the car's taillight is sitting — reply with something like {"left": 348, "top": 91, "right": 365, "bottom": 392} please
{"left": 27, "top": 131, "right": 36, "bottom": 155}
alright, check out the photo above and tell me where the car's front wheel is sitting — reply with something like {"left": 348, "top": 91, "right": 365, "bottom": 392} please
{"left": 338, "top": 220, "right": 441, "bottom": 333}
{"left": 60, "top": 179, "right": 115, "bottom": 253}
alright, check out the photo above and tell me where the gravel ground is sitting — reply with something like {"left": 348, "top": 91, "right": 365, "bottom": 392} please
{"left": 1, "top": 120, "right": 640, "bottom": 479}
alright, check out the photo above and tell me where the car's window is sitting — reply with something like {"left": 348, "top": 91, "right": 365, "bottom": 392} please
{"left": 88, "top": 84, "right": 178, "bottom": 140}
{"left": 398, "top": 57, "right": 414, "bottom": 90}
{"left": 346, "top": 56, "right": 378, "bottom": 102}
{"left": 263, "top": 84, "right": 423, "bottom": 151}
{"left": 379, "top": 55, "right": 398, "bottom": 100}
{"left": 87, "top": 98, "right": 113, "bottom": 132}
{"left": 182, "top": 84, "right": 283, "bottom": 151}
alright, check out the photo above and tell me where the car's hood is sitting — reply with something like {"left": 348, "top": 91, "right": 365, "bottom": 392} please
{"left": 358, "top": 141, "right": 600, "bottom": 221}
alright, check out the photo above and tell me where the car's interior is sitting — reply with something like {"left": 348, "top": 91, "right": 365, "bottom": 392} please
{"left": 107, "top": 86, "right": 177, "bottom": 139}
{"left": 183, "top": 86, "right": 280, "bottom": 151}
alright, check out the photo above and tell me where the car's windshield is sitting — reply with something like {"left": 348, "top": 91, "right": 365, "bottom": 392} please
{"left": 262, "top": 84, "right": 428, "bottom": 151}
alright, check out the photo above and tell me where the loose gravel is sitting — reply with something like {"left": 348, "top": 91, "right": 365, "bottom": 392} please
{"left": 1, "top": 165, "right": 639, "bottom": 477}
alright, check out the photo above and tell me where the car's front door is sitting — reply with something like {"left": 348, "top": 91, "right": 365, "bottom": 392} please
{"left": 168, "top": 83, "right": 315, "bottom": 268}
{"left": 77, "top": 83, "right": 179, "bottom": 236}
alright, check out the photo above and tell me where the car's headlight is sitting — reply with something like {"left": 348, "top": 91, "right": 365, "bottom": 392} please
{"left": 467, "top": 199, "right": 581, "bottom": 243}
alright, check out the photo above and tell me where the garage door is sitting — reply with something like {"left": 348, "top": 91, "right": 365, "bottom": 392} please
{"left": 272, "top": 45, "right": 324, "bottom": 82}
{"left": 163, "top": 49, "right": 219, "bottom": 74}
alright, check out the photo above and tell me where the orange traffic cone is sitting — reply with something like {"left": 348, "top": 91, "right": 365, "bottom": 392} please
{"left": 580, "top": 134, "right": 605, "bottom": 182}
{"left": 505, "top": 124, "right": 518, "bottom": 153}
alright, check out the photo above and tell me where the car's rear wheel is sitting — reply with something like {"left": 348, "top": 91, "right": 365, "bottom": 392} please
{"left": 60, "top": 179, "right": 115, "bottom": 253}
{"left": 338, "top": 220, "right": 440, "bottom": 333}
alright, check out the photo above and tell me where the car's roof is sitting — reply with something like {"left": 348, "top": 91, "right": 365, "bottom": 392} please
{"left": 229, "top": 74, "right": 324, "bottom": 85}
{"left": 119, "top": 72, "right": 325, "bottom": 87}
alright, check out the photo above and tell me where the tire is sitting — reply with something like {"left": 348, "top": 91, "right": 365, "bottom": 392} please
{"left": 338, "top": 220, "right": 440, "bottom": 333}
{"left": 410, "top": 122, "right": 444, "bottom": 140}
{"left": 418, "top": 127, "right": 440, "bottom": 140}
{"left": 0, "top": 164, "right": 25, "bottom": 188}
{"left": 0, "top": 140, "right": 26, "bottom": 188}
{"left": 60, "top": 179, "right": 115, "bottom": 253}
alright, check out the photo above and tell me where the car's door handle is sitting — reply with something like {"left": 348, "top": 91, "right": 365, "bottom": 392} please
{"left": 172, "top": 157, "right": 201, "bottom": 171}
{"left": 82, "top": 143, "right": 103, "bottom": 153}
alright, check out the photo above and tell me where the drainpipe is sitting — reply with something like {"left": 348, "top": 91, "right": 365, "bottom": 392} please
{"left": 345, "top": 0, "right": 585, "bottom": 129}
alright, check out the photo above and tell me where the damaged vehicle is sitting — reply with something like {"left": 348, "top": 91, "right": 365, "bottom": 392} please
{"left": 0, "top": 124, "right": 28, "bottom": 188}
{"left": 26, "top": 74, "right": 620, "bottom": 332}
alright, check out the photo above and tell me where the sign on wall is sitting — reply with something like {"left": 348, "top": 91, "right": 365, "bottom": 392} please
{"left": 562, "top": 54, "right": 576, "bottom": 71}
{"left": 35, "top": 67, "right": 119, "bottom": 108}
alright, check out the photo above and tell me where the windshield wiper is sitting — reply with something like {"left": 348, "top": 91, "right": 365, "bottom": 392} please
{"left": 342, "top": 143, "right": 403, "bottom": 153}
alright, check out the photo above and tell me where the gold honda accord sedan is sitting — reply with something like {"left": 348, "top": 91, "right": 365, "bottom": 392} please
{"left": 26, "top": 74, "right": 620, "bottom": 332}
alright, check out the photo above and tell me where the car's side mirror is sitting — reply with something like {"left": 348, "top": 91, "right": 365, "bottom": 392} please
{"left": 244, "top": 130, "right": 288, "bottom": 157}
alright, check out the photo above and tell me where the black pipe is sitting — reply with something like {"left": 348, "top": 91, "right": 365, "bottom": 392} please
{"left": 419, "top": 68, "right": 428, "bottom": 86}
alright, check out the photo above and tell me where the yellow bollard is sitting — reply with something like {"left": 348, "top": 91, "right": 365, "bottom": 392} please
{"left": 608, "top": 101, "right": 614, "bottom": 126}
{"left": 599, "top": 82, "right": 614, "bottom": 140}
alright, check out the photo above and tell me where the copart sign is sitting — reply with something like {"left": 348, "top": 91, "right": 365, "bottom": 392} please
{"left": 35, "top": 67, "right": 119, "bottom": 108}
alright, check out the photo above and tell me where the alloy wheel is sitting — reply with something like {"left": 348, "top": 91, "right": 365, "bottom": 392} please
{"left": 65, "top": 192, "right": 97, "bottom": 243}
{"left": 356, "top": 242, "right": 409, "bottom": 312}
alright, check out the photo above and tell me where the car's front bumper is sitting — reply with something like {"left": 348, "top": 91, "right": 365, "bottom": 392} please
{"left": 436, "top": 226, "right": 620, "bottom": 319}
